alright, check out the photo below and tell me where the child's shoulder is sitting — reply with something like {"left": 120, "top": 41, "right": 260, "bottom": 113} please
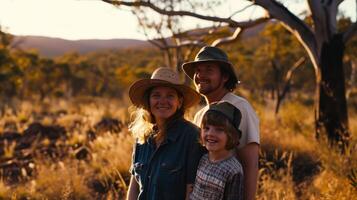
{"left": 224, "top": 156, "right": 243, "bottom": 175}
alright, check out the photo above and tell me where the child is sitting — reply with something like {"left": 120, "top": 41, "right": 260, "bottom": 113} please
{"left": 190, "top": 101, "right": 244, "bottom": 200}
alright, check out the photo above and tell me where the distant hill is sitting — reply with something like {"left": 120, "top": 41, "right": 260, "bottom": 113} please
{"left": 12, "top": 22, "right": 268, "bottom": 58}
{"left": 13, "top": 36, "right": 152, "bottom": 57}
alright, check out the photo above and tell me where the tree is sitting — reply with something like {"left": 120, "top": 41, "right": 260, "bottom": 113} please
{"left": 0, "top": 27, "right": 18, "bottom": 97}
{"left": 103, "top": 0, "right": 356, "bottom": 151}
{"left": 340, "top": 17, "right": 357, "bottom": 99}
{"left": 104, "top": 0, "right": 269, "bottom": 84}
{"left": 130, "top": 5, "right": 204, "bottom": 79}
{"left": 257, "top": 22, "right": 307, "bottom": 114}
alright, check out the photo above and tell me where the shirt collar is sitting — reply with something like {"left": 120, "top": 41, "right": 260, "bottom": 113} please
{"left": 221, "top": 92, "right": 234, "bottom": 101}
{"left": 148, "top": 118, "right": 185, "bottom": 144}
{"left": 165, "top": 118, "right": 185, "bottom": 143}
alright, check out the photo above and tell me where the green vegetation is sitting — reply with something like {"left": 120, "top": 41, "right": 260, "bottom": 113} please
{"left": 0, "top": 22, "right": 356, "bottom": 199}
{"left": 0, "top": 30, "right": 164, "bottom": 99}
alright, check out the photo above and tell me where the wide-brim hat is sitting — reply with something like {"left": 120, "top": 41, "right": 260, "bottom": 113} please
{"left": 129, "top": 67, "right": 201, "bottom": 109}
{"left": 182, "top": 46, "right": 239, "bottom": 83}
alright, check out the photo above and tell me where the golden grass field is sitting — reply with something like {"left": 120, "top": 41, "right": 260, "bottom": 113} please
{"left": 0, "top": 94, "right": 356, "bottom": 199}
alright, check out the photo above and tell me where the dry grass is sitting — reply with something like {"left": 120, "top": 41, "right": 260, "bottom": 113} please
{"left": 0, "top": 97, "right": 133, "bottom": 199}
{"left": 311, "top": 170, "right": 356, "bottom": 199}
{"left": 0, "top": 96, "right": 356, "bottom": 199}
{"left": 256, "top": 99, "right": 357, "bottom": 200}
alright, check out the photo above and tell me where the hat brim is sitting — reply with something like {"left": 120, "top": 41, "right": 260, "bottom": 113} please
{"left": 129, "top": 79, "right": 201, "bottom": 109}
{"left": 182, "top": 60, "right": 236, "bottom": 80}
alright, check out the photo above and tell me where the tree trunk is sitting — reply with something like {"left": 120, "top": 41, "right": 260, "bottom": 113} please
{"left": 275, "top": 83, "right": 291, "bottom": 115}
{"left": 316, "top": 34, "right": 350, "bottom": 151}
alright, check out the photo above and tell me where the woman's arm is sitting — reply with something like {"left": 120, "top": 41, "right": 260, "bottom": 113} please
{"left": 185, "top": 184, "right": 193, "bottom": 200}
{"left": 126, "top": 175, "right": 139, "bottom": 200}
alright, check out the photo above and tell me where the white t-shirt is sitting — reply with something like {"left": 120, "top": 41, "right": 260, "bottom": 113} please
{"left": 193, "top": 92, "right": 260, "bottom": 149}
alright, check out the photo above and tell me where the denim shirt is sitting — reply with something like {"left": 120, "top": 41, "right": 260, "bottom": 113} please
{"left": 130, "top": 119, "right": 204, "bottom": 200}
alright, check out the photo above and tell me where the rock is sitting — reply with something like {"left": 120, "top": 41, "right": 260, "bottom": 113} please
{"left": 94, "top": 118, "right": 123, "bottom": 135}
{"left": 4, "top": 121, "right": 18, "bottom": 132}
{"left": 0, "top": 159, "right": 32, "bottom": 185}
{"left": 0, "top": 131, "right": 22, "bottom": 141}
{"left": 86, "top": 130, "right": 96, "bottom": 141}
{"left": 43, "top": 125, "right": 66, "bottom": 140}
{"left": 89, "top": 179, "right": 110, "bottom": 194}
{"left": 74, "top": 146, "right": 91, "bottom": 160}
{"left": 0, "top": 131, "right": 22, "bottom": 156}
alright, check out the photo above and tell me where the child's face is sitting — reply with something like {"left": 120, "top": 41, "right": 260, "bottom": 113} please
{"left": 201, "top": 124, "right": 229, "bottom": 154}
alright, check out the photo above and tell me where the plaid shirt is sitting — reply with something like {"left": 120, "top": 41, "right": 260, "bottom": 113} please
{"left": 190, "top": 154, "right": 244, "bottom": 200}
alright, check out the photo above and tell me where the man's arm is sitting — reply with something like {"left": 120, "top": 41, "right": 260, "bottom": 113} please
{"left": 236, "top": 143, "right": 259, "bottom": 200}
{"left": 126, "top": 176, "right": 139, "bottom": 200}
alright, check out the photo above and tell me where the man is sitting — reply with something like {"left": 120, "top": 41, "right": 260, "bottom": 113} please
{"left": 182, "top": 46, "right": 260, "bottom": 200}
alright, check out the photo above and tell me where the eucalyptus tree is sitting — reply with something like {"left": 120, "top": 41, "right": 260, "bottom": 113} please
{"left": 103, "top": 0, "right": 356, "bottom": 151}
{"left": 103, "top": 0, "right": 269, "bottom": 84}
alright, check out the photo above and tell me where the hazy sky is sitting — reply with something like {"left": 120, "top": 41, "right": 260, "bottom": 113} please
{"left": 0, "top": 0, "right": 355, "bottom": 40}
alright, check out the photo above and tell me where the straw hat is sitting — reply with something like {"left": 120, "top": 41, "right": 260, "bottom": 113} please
{"left": 129, "top": 67, "right": 201, "bottom": 109}
{"left": 182, "top": 46, "right": 239, "bottom": 84}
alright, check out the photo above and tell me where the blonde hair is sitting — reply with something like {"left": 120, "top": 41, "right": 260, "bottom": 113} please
{"left": 128, "top": 106, "right": 154, "bottom": 144}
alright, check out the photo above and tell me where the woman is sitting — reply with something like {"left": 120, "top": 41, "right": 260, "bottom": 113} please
{"left": 127, "top": 67, "right": 204, "bottom": 200}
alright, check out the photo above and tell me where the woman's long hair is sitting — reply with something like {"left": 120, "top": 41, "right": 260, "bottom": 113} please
{"left": 129, "top": 87, "right": 185, "bottom": 144}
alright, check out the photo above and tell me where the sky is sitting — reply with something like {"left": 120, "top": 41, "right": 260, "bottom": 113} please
{"left": 0, "top": 0, "right": 356, "bottom": 41}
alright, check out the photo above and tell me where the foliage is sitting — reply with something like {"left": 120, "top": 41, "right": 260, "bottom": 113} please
{"left": 1, "top": 19, "right": 354, "bottom": 102}
{"left": 0, "top": 29, "right": 20, "bottom": 97}
{"left": 217, "top": 22, "right": 315, "bottom": 97}
{"left": 0, "top": 28, "right": 163, "bottom": 99}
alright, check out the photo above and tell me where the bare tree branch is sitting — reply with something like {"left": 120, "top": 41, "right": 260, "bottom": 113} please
{"left": 275, "top": 57, "right": 306, "bottom": 114}
{"left": 134, "top": 14, "right": 164, "bottom": 49}
{"left": 343, "top": 21, "right": 357, "bottom": 44}
{"left": 174, "top": 25, "right": 227, "bottom": 40}
{"left": 284, "top": 57, "right": 306, "bottom": 82}
{"left": 210, "top": 16, "right": 269, "bottom": 47}
{"left": 103, "top": 0, "right": 270, "bottom": 27}
{"left": 147, "top": 39, "right": 163, "bottom": 48}
{"left": 228, "top": 3, "right": 254, "bottom": 18}
{"left": 176, "top": 40, "right": 205, "bottom": 48}
{"left": 148, "top": 38, "right": 205, "bottom": 49}
{"left": 230, "top": 16, "right": 271, "bottom": 28}
{"left": 211, "top": 27, "right": 242, "bottom": 47}
{"left": 249, "top": 0, "right": 318, "bottom": 64}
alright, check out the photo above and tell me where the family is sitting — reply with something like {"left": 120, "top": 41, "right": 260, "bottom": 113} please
{"left": 126, "top": 46, "right": 260, "bottom": 200}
